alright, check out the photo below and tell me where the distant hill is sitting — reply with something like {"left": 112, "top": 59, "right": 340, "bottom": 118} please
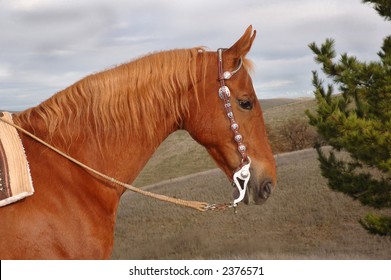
{"left": 262, "top": 98, "right": 317, "bottom": 126}
{"left": 259, "top": 98, "right": 302, "bottom": 110}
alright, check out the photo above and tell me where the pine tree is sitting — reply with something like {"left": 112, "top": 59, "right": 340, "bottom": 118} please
{"left": 362, "top": 0, "right": 391, "bottom": 20}
{"left": 306, "top": 0, "right": 391, "bottom": 235}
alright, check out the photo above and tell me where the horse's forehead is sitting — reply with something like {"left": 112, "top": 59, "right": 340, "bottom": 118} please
{"left": 229, "top": 72, "right": 254, "bottom": 95}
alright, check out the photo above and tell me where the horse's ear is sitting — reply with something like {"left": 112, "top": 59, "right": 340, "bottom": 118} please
{"left": 226, "top": 25, "right": 256, "bottom": 59}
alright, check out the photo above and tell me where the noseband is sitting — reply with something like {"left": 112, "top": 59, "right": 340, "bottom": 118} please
{"left": 217, "top": 48, "right": 251, "bottom": 207}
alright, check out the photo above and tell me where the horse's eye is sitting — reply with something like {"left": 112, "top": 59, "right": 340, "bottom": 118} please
{"left": 238, "top": 99, "right": 253, "bottom": 110}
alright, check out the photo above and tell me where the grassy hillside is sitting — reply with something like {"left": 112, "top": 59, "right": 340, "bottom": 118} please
{"left": 133, "top": 130, "right": 216, "bottom": 187}
{"left": 259, "top": 98, "right": 300, "bottom": 110}
{"left": 263, "top": 98, "right": 317, "bottom": 127}
{"left": 112, "top": 147, "right": 391, "bottom": 259}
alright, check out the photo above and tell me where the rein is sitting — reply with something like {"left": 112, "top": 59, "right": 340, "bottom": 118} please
{"left": 0, "top": 49, "right": 249, "bottom": 212}
{"left": 0, "top": 114, "right": 223, "bottom": 212}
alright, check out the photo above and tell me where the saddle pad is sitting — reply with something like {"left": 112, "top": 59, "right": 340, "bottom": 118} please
{"left": 0, "top": 112, "right": 34, "bottom": 207}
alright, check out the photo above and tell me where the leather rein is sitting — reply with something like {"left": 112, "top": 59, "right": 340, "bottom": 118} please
{"left": 0, "top": 49, "right": 250, "bottom": 212}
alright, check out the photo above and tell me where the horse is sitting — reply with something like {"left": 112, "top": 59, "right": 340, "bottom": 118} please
{"left": 0, "top": 26, "right": 276, "bottom": 259}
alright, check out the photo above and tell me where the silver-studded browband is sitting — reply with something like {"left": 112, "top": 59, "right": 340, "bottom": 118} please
{"left": 217, "top": 48, "right": 251, "bottom": 206}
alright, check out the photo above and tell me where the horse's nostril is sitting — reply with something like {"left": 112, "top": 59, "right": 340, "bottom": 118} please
{"left": 258, "top": 181, "right": 273, "bottom": 199}
{"left": 264, "top": 182, "right": 273, "bottom": 195}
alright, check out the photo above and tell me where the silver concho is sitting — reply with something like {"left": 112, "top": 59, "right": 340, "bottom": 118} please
{"left": 231, "top": 123, "right": 239, "bottom": 131}
{"left": 240, "top": 169, "right": 249, "bottom": 178}
{"left": 218, "top": 86, "right": 230, "bottom": 99}
{"left": 234, "top": 134, "right": 243, "bottom": 142}
{"left": 223, "top": 71, "right": 232, "bottom": 80}
{"left": 238, "top": 145, "right": 246, "bottom": 152}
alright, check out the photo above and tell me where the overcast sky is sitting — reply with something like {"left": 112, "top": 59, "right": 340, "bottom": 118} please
{"left": 0, "top": 0, "right": 389, "bottom": 111}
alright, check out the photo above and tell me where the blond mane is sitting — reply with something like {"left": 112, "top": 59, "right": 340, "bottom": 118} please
{"left": 20, "top": 48, "right": 207, "bottom": 147}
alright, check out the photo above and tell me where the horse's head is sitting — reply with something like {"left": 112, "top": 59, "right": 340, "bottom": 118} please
{"left": 184, "top": 26, "right": 276, "bottom": 205}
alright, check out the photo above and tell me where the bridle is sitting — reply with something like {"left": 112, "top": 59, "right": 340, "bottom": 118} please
{"left": 217, "top": 48, "right": 251, "bottom": 207}
{"left": 0, "top": 48, "right": 252, "bottom": 212}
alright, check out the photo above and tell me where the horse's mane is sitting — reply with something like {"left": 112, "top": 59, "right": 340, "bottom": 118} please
{"left": 19, "top": 48, "right": 207, "bottom": 147}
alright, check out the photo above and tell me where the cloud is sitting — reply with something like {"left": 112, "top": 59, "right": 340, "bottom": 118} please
{"left": 0, "top": 65, "right": 11, "bottom": 79}
{"left": 5, "top": 0, "right": 50, "bottom": 11}
{"left": 0, "top": 0, "right": 389, "bottom": 110}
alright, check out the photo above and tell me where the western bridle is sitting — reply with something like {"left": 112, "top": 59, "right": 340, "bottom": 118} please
{"left": 0, "top": 48, "right": 252, "bottom": 212}
{"left": 216, "top": 48, "right": 251, "bottom": 207}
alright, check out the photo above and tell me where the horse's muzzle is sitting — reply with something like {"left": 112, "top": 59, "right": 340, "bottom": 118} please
{"left": 245, "top": 179, "right": 274, "bottom": 205}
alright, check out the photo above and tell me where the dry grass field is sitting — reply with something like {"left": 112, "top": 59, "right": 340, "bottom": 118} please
{"left": 113, "top": 150, "right": 390, "bottom": 259}
{"left": 111, "top": 99, "right": 390, "bottom": 259}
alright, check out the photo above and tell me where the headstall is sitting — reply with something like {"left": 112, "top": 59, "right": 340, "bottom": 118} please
{"left": 217, "top": 48, "right": 251, "bottom": 207}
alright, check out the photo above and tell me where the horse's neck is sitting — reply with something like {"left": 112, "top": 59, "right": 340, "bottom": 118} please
{"left": 15, "top": 104, "right": 179, "bottom": 186}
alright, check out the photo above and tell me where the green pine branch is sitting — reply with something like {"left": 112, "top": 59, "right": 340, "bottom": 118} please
{"left": 307, "top": 0, "right": 391, "bottom": 236}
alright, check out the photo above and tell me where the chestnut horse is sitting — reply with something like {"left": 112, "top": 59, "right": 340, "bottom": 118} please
{"left": 0, "top": 26, "right": 276, "bottom": 259}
